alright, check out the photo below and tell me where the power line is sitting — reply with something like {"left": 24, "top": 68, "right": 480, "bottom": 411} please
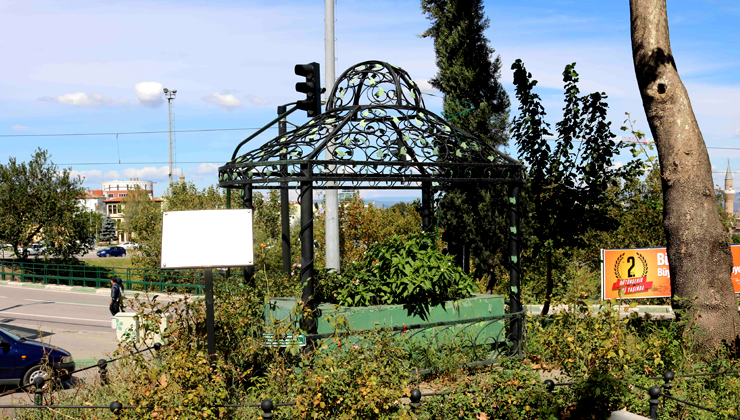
{"left": 0, "top": 127, "right": 277, "bottom": 138}
{"left": 58, "top": 161, "right": 222, "bottom": 166}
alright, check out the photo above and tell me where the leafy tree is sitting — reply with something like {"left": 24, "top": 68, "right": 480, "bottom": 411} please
{"left": 421, "top": 0, "right": 512, "bottom": 280}
{"left": 0, "top": 148, "right": 94, "bottom": 260}
{"left": 121, "top": 187, "right": 152, "bottom": 235}
{"left": 585, "top": 162, "right": 665, "bottom": 254}
{"left": 630, "top": 0, "right": 740, "bottom": 349}
{"left": 100, "top": 216, "right": 117, "bottom": 243}
{"left": 510, "top": 59, "right": 642, "bottom": 315}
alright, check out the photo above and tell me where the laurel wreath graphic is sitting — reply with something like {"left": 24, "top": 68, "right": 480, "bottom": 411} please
{"left": 614, "top": 253, "right": 625, "bottom": 279}
{"left": 613, "top": 252, "right": 649, "bottom": 280}
{"left": 637, "top": 252, "right": 649, "bottom": 277}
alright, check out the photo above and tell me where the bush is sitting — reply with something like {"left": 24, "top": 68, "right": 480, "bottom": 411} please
{"left": 317, "top": 233, "right": 478, "bottom": 307}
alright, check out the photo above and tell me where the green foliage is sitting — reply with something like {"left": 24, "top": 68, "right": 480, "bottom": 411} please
{"left": 288, "top": 332, "right": 411, "bottom": 419}
{"left": 418, "top": 359, "right": 559, "bottom": 420}
{"left": 317, "top": 233, "right": 477, "bottom": 308}
{"left": 510, "top": 60, "right": 644, "bottom": 310}
{"left": 0, "top": 148, "right": 94, "bottom": 260}
{"left": 421, "top": 0, "right": 512, "bottom": 281}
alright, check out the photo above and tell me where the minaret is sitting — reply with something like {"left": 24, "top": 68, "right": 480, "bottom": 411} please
{"left": 725, "top": 160, "right": 734, "bottom": 215}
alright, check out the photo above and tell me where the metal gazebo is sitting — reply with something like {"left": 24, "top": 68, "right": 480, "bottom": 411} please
{"left": 218, "top": 60, "right": 524, "bottom": 345}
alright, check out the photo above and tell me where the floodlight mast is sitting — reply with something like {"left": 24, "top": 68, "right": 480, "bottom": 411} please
{"left": 164, "top": 88, "right": 177, "bottom": 185}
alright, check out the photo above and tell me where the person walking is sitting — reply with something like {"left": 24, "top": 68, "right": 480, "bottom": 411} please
{"left": 115, "top": 277, "right": 126, "bottom": 312}
{"left": 109, "top": 278, "right": 122, "bottom": 316}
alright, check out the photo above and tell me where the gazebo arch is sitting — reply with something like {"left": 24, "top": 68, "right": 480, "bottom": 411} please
{"left": 218, "top": 60, "right": 524, "bottom": 347}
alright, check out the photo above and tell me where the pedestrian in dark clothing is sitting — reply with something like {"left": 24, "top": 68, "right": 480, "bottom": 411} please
{"left": 115, "top": 277, "right": 125, "bottom": 312}
{"left": 109, "top": 278, "right": 121, "bottom": 316}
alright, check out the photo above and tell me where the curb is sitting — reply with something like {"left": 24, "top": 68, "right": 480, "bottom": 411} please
{"left": 0, "top": 280, "right": 188, "bottom": 300}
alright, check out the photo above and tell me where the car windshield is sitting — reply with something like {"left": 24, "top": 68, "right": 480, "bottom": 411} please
{"left": 0, "top": 327, "right": 22, "bottom": 342}
{"left": 101, "top": 247, "right": 112, "bottom": 251}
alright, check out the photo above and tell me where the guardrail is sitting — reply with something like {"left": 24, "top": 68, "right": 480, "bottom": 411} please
{"left": 0, "top": 260, "right": 205, "bottom": 294}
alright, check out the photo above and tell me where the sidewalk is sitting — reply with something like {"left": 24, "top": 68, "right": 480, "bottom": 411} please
{"left": 0, "top": 279, "right": 190, "bottom": 301}
{"left": 525, "top": 304, "right": 675, "bottom": 319}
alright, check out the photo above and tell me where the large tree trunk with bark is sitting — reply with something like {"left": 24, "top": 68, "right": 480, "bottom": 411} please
{"left": 630, "top": 0, "right": 740, "bottom": 350}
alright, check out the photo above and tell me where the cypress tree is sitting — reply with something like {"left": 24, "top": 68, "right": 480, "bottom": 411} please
{"left": 422, "top": 0, "right": 511, "bottom": 283}
{"left": 421, "top": 0, "right": 510, "bottom": 146}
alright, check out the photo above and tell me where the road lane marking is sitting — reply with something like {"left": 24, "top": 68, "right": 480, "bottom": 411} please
{"left": 0, "top": 311, "right": 110, "bottom": 324}
{"left": 0, "top": 284, "right": 179, "bottom": 300}
{"left": 25, "top": 299, "right": 108, "bottom": 308}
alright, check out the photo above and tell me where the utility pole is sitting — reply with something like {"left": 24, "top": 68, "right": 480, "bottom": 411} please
{"left": 324, "top": 0, "right": 340, "bottom": 272}
{"left": 163, "top": 88, "right": 177, "bottom": 186}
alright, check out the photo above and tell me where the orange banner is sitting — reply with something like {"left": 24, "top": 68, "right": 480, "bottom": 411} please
{"left": 602, "top": 245, "right": 740, "bottom": 300}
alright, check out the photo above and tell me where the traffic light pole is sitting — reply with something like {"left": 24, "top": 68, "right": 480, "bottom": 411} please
{"left": 231, "top": 105, "right": 299, "bottom": 161}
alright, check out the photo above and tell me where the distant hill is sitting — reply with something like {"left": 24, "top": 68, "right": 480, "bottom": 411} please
{"left": 364, "top": 196, "right": 418, "bottom": 208}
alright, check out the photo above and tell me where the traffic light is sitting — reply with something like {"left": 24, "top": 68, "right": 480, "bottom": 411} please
{"left": 295, "top": 62, "right": 322, "bottom": 117}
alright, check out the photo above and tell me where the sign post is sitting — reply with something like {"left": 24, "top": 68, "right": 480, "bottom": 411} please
{"left": 161, "top": 209, "right": 254, "bottom": 362}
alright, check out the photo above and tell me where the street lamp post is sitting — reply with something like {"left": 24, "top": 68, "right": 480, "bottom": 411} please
{"left": 163, "top": 88, "right": 177, "bottom": 186}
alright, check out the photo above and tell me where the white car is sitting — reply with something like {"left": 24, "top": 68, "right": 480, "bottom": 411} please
{"left": 18, "top": 243, "right": 45, "bottom": 256}
{"left": 119, "top": 241, "right": 138, "bottom": 250}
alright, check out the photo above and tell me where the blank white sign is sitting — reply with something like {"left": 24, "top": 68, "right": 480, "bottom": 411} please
{"left": 161, "top": 209, "right": 254, "bottom": 269}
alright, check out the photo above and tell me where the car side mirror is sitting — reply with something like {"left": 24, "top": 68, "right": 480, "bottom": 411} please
{"left": 0, "top": 341, "right": 10, "bottom": 353}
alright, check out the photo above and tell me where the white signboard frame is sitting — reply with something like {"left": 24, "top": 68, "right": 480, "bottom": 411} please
{"left": 161, "top": 209, "right": 254, "bottom": 269}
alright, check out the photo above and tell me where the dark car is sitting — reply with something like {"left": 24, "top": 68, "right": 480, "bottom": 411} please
{"left": 97, "top": 246, "right": 126, "bottom": 258}
{"left": 0, "top": 327, "right": 75, "bottom": 386}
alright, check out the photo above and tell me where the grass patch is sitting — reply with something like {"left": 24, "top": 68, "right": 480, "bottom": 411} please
{"left": 83, "top": 257, "right": 133, "bottom": 269}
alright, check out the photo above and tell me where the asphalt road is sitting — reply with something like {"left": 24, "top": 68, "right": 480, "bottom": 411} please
{"left": 0, "top": 285, "right": 113, "bottom": 333}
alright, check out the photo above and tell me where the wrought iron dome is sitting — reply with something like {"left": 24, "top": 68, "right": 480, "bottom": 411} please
{"left": 218, "top": 60, "right": 523, "bottom": 190}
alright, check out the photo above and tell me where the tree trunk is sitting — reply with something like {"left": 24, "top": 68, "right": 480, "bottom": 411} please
{"left": 630, "top": 0, "right": 740, "bottom": 350}
{"left": 541, "top": 251, "right": 553, "bottom": 316}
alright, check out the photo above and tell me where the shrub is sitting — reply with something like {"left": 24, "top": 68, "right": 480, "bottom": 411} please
{"left": 317, "top": 233, "right": 478, "bottom": 307}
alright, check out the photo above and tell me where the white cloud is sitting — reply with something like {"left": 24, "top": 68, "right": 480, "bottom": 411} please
{"left": 69, "top": 169, "right": 120, "bottom": 182}
{"left": 414, "top": 78, "right": 437, "bottom": 93}
{"left": 121, "top": 166, "right": 182, "bottom": 181}
{"left": 203, "top": 93, "right": 241, "bottom": 110}
{"left": 188, "top": 163, "right": 219, "bottom": 179}
{"left": 245, "top": 95, "right": 269, "bottom": 106}
{"left": 40, "top": 92, "right": 126, "bottom": 106}
{"left": 734, "top": 129, "right": 740, "bottom": 138}
{"left": 11, "top": 125, "right": 28, "bottom": 130}
{"left": 135, "top": 82, "right": 165, "bottom": 108}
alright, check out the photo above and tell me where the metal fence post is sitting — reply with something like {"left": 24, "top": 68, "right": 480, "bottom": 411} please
{"left": 648, "top": 385, "right": 661, "bottom": 420}
{"left": 409, "top": 389, "right": 422, "bottom": 414}
{"left": 661, "top": 370, "right": 673, "bottom": 396}
{"left": 33, "top": 377, "right": 45, "bottom": 405}
{"left": 110, "top": 401, "right": 123, "bottom": 419}
{"left": 98, "top": 359, "right": 108, "bottom": 385}
{"left": 544, "top": 379, "right": 555, "bottom": 393}
{"left": 261, "top": 399, "right": 274, "bottom": 419}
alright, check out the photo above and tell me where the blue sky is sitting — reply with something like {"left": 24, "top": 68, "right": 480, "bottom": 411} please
{"left": 1, "top": 0, "right": 739, "bottom": 198}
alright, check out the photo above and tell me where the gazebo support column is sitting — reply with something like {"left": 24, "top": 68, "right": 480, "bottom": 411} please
{"left": 421, "top": 183, "right": 433, "bottom": 232}
{"left": 242, "top": 185, "right": 255, "bottom": 285}
{"left": 279, "top": 105, "right": 291, "bottom": 275}
{"left": 507, "top": 184, "right": 523, "bottom": 356}
{"left": 299, "top": 164, "right": 316, "bottom": 332}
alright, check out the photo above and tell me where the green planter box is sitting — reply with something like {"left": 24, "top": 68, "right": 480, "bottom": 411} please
{"left": 265, "top": 293, "right": 507, "bottom": 346}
